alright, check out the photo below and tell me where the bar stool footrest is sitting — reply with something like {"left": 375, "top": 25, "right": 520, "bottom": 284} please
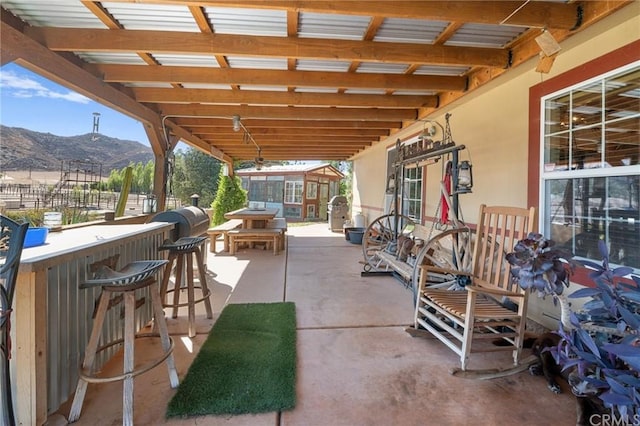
{"left": 79, "top": 333, "right": 175, "bottom": 384}
{"left": 162, "top": 286, "right": 211, "bottom": 309}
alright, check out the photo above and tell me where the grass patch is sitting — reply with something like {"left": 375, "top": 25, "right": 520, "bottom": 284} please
{"left": 166, "top": 302, "right": 297, "bottom": 418}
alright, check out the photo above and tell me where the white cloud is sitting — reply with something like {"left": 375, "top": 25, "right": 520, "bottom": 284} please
{"left": 0, "top": 70, "right": 90, "bottom": 104}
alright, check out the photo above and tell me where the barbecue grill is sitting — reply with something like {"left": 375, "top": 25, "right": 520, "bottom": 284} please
{"left": 150, "top": 206, "right": 210, "bottom": 241}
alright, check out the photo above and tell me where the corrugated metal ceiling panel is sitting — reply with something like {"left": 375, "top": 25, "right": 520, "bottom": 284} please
{"left": 356, "top": 63, "right": 408, "bottom": 74}
{"left": 445, "top": 23, "right": 526, "bottom": 48}
{"left": 226, "top": 57, "right": 287, "bottom": 70}
{"left": 296, "top": 60, "right": 351, "bottom": 73}
{"left": 294, "top": 87, "right": 339, "bottom": 94}
{"left": 75, "top": 52, "right": 147, "bottom": 65}
{"left": 414, "top": 65, "right": 470, "bottom": 76}
{"left": 203, "top": 7, "right": 287, "bottom": 36}
{"left": 181, "top": 83, "right": 232, "bottom": 90}
{"left": 238, "top": 85, "right": 288, "bottom": 92}
{"left": 153, "top": 54, "right": 220, "bottom": 67}
{"left": 344, "top": 88, "right": 387, "bottom": 95}
{"left": 394, "top": 89, "right": 438, "bottom": 96}
{"left": 1, "top": 0, "right": 106, "bottom": 28}
{"left": 374, "top": 18, "right": 449, "bottom": 44}
{"left": 298, "top": 12, "right": 370, "bottom": 40}
{"left": 124, "top": 82, "right": 174, "bottom": 89}
{"left": 101, "top": 2, "right": 200, "bottom": 32}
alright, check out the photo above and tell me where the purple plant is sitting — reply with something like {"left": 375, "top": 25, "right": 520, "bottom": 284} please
{"left": 505, "top": 232, "right": 577, "bottom": 297}
{"left": 550, "top": 240, "right": 640, "bottom": 419}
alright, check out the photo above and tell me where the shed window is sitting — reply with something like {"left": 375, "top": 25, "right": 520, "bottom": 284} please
{"left": 285, "top": 181, "right": 303, "bottom": 204}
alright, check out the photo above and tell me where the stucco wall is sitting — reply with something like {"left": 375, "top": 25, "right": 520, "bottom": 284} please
{"left": 354, "top": 4, "right": 638, "bottom": 228}
{"left": 351, "top": 4, "right": 639, "bottom": 330}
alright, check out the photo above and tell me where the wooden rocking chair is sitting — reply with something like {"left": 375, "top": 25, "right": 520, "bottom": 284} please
{"left": 414, "top": 204, "right": 537, "bottom": 370}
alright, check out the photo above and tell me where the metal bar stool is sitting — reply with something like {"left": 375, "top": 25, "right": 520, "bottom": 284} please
{"left": 68, "top": 256, "right": 179, "bottom": 426}
{"left": 159, "top": 236, "right": 213, "bottom": 338}
{"left": 1, "top": 215, "right": 28, "bottom": 426}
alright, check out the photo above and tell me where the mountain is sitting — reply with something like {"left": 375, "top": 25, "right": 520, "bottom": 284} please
{"left": 0, "top": 125, "right": 154, "bottom": 172}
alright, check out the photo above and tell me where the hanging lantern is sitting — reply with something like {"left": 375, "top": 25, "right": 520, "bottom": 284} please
{"left": 457, "top": 160, "right": 473, "bottom": 193}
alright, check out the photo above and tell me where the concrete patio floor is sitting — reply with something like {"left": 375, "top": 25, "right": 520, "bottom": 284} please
{"left": 50, "top": 222, "right": 577, "bottom": 426}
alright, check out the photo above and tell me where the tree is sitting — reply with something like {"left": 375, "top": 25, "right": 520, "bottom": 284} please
{"left": 106, "top": 168, "right": 124, "bottom": 192}
{"left": 170, "top": 148, "right": 222, "bottom": 207}
{"left": 329, "top": 160, "right": 352, "bottom": 198}
{"left": 210, "top": 169, "right": 247, "bottom": 225}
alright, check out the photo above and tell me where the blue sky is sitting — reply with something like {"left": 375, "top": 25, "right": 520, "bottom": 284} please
{"left": 0, "top": 63, "right": 151, "bottom": 146}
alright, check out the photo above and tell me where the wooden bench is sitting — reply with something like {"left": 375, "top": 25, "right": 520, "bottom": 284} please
{"left": 227, "top": 228, "right": 283, "bottom": 255}
{"left": 207, "top": 219, "right": 243, "bottom": 253}
{"left": 266, "top": 218, "right": 287, "bottom": 251}
{"left": 373, "top": 224, "right": 430, "bottom": 282}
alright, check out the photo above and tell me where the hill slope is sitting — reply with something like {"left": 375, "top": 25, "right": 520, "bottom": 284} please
{"left": 0, "top": 125, "right": 154, "bottom": 172}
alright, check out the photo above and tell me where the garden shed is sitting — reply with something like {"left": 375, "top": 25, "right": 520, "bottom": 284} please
{"left": 236, "top": 163, "right": 344, "bottom": 221}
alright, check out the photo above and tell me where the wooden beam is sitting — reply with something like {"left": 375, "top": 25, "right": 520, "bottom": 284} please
{"left": 96, "top": 64, "right": 467, "bottom": 92}
{"left": 160, "top": 105, "right": 417, "bottom": 121}
{"left": 132, "top": 87, "right": 437, "bottom": 108}
{"left": 173, "top": 118, "right": 402, "bottom": 129}
{"left": 27, "top": 27, "right": 510, "bottom": 68}
{"left": 203, "top": 137, "right": 375, "bottom": 145}
{"left": 192, "top": 128, "right": 389, "bottom": 137}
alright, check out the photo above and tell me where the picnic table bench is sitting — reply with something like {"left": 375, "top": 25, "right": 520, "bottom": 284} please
{"left": 266, "top": 218, "right": 288, "bottom": 251}
{"left": 227, "top": 228, "right": 283, "bottom": 255}
{"left": 207, "top": 219, "right": 243, "bottom": 253}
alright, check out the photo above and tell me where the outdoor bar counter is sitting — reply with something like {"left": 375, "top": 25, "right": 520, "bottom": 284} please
{"left": 12, "top": 222, "right": 173, "bottom": 425}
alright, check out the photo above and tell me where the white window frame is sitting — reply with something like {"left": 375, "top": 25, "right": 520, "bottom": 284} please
{"left": 284, "top": 180, "right": 303, "bottom": 204}
{"left": 306, "top": 181, "right": 318, "bottom": 199}
{"left": 539, "top": 61, "right": 640, "bottom": 271}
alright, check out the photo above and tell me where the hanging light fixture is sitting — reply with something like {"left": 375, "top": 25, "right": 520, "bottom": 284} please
{"left": 534, "top": 29, "right": 561, "bottom": 74}
{"left": 232, "top": 115, "right": 241, "bottom": 132}
{"left": 255, "top": 148, "right": 264, "bottom": 170}
{"left": 456, "top": 160, "right": 473, "bottom": 193}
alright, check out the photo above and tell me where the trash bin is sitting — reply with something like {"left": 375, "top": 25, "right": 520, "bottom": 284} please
{"left": 328, "top": 195, "right": 348, "bottom": 232}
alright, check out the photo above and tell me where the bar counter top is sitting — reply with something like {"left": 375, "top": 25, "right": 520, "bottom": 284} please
{"left": 19, "top": 222, "right": 173, "bottom": 271}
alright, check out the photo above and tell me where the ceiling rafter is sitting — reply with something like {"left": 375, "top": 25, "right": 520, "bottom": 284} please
{"left": 93, "top": 65, "right": 468, "bottom": 92}
{"left": 132, "top": 87, "right": 438, "bottom": 108}
{"left": 25, "top": 27, "right": 511, "bottom": 68}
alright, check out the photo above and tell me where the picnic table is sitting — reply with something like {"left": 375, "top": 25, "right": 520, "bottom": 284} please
{"left": 224, "top": 207, "right": 278, "bottom": 229}
{"left": 223, "top": 208, "right": 284, "bottom": 254}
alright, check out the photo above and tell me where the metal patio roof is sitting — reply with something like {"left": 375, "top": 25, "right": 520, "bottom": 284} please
{"left": 0, "top": 1, "right": 633, "bottom": 163}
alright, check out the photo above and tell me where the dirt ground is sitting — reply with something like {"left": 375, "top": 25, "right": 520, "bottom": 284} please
{"left": 0, "top": 170, "right": 67, "bottom": 185}
{"left": 0, "top": 170, "right": 149, "bottom": 215}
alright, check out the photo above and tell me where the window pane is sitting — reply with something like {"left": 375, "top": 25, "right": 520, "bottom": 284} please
{"left": 573, "top": 125, "right": 603, "bottom": 169}
{"left": 604, "top": 68, "right": 640, "bottom": 121}
{"left": 402, "top": 166, "right": 422, "bottom": 220}
{"left": 545, "top": 93, "right": 571, "bottom": 135}
{"left": 545, "top": 176, "right": 640, "bottom": 268}
{"left": 572, "top": 81, "right": 602, "bottom": 129}
{"left": 604, "top": 69, "right": 640, "bottom": 167}
{"left": 249, "top": 181, "right": 267, "bottom": 201}
{"left": 605, "top": 116, "right": 640, "bottom": 167}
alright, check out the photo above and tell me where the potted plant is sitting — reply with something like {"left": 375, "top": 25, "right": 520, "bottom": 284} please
{"left": 506, "top": 234, "right": 640, "bottom": 420}
{"left": 505, "top": 232, "right": 579, "bottom": 329}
